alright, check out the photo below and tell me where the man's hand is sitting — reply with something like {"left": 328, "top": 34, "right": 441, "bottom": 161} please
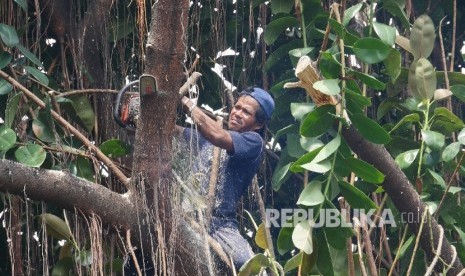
{"left": 181, "top": 96, "right": 196, "bottom": 115}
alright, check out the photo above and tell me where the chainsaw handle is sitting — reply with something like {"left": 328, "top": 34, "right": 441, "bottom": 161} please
{"left": 114, "top": 80, "right": 139, "bottom": 128}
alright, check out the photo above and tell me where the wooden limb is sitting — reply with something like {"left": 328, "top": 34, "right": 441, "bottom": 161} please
{"left": 286, "top": 57, "right": 464, "bottom": 275}
{"left": 179, "top": 72, "right": 202, "bottom": 97}
{"left": 0, "top": 70, "right": 130, "bottom": 187}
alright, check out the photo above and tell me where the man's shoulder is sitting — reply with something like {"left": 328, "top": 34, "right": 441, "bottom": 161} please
{"left": 227, "top": 131, "right": 264, "bottom": 160}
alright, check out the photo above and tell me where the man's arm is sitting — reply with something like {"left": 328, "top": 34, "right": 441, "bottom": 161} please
{"left": 181, "top": 96, "right": 234, "bottom": 153}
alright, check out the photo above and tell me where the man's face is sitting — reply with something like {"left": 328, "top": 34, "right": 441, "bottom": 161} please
{"left": 228, "top": 96, "right": 263, "bottom": 132}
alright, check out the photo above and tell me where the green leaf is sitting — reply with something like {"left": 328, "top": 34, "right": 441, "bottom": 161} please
{"left": 264, "top": 17, "right": 299, "bottom": 45}
{"left": 442, "top": 142, "right": 461, "bottom": 162}
{"left": 300, "top": 159, "right": 331, "bottom": 173}
{"left": 292, "top": 220, "right": 314, "bottom": 255}
{"left": 289, "top": 47, "right": 315, "bottom": 66}
{"left": 349, "top": 70, "right": 386, "bottom": 90}
{"left": 15, "top": 144, "right": 46, "bottom": 167}
{"left": 14, "top": 0, "right": 28, "bottom": 11}
{"left": 265, "top": 39, "right": 303, "bottom": 72}
{"left": 352, "top": 37, "right": 391, "bottom": 64}
{"left": 412, "top": 58, "right": 436, "bottom": 100}
{"left": 5, "top": 93, "right": 21, "bottom": 128}
{"left": 297, "top": 180, "right": 325, "bottom": 207}
{"left": 421, "top": 130, "right": 445, "bottom": 150}
{"left": 313, "top": 79, "right": 341, "bottom": 96}
{"left": 0, "top": 79, "right": 13, "bottom": 95}
{"left": 70, "top": 95, "right": 95, "bottom": 132}
{"left": 373, "top": 22, "right": 396, "bottom": 46}
{"left": 410, "top": 14, "right": 436, "bottom": 59}
{"left": 272, "top": 163, "right": 291, "bottom": 191}
{"left": 328, "top": 18, "right": 345, "bottom": 38}
{"left": 0, "top": 23, "right": 19, "bottom": 47}
{"left": 77, "top": 250, "right": 93, "bottom": 266}
{"left": 300, "top": 250, "right": 318, "bottom": 276}
{"left": 395, "top": 149, "right": 419, "bottom": 169}
{"left": 283, "top": 251, "right": 303, "bottom": 273}
{"left": 99, "top": 139, "right": 130, "bottom": 158}
{"left": 75, "top": 156, "right": 94, "bottom": 181}
{"left": 104, "top": 258, "right": 124, "bottom": 274}
{"left": 271, "top": 0, "right": 294, "bottom": 14}
{"left": 459, "top": 128, "right": 465, "bottom": 145}
{"left": 350, "top": 113, "right": 391, "bottom": 144}
{"left": 277, "top": 225, "right": 294, "bottom": 255}
{"left": 428, "top": 169, "right": 446, "bottom": 187}
{"left": 16, "top": 44, "right": 43, "bottom": 68}
{"left": 342, "top": 3, "right": 363, "bottom": 26}
{"left": 255, "top": 223, "right": 269, "bottom": 250}
{"left": 287, "top": 134, "right": 307, "bottom": 158}
{"left": 322, "top": 201, "right": 354, "bottom": 249}
{"left": 58, "top": 241, "right": 74, "bottom": 260}
{"left": 319, "top": 52, "right": 341, "bottom": 79}
{"left": 290, "top": 102, "right": 315, "bottom": 121}
{"left": 38, "top": 213, "right": 72, "bottom": 241}
{"left": 300, "top": 104, "right": 336, "bottom": 137}
{"left": 312, "top": 134, "right": 341, "bottom": 164}
{"left": 382, "top": 1, "right": 410, "bottom": 29}
{"left": 300, "top": 137, "right": 324, "bottom": 152}
{"left": 451, "top": 84, "right": 465, "bottom": 103}
{"left": 397, "top": 236, "right": 414, "bottom": 258}
{"left": 315, "top": 229, "right": 334, "bottom": 276}
{"left": 0, "top": 51, "right": 12, "bottom": 69}
{"left": 238, "top": 253, "right": 271, "bottom": 276}
{"left": 299, "top": 135, "right": 340, "bottom": 174}
{"left": 25, "top": 66, "right": 49, "bottom": 86}
{"left": 51, "top": 257, "right": 74, "bottom": 276}
{"left": 389, "top": 113, "right": 420, "bottom": 133}
{"left": 338, "top": 181, "right": 378, "bottom": 212}
{"left": 0, "top": 127, "right": 16, "bottom": 151}
{"left": 384, "top": 48, "right": 402, "bottom": 83}
{"left": 32, "top": 118, "right": 56, "bottom": 143}
{"left": 272, "top": 124, "right": 297, "bottom": 150}
{"left": 431, "top": 107, "right": 465, "bottom": 135}
{"left": 345, "top": 157, "right": 385, "bottom": 184}
{"left": 291, "top": 146, "right": 323, "bottom": 173}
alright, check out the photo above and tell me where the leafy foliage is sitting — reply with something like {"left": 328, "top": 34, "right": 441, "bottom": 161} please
{"left": 1, "top": 0, "right": 465, "bottom": 275}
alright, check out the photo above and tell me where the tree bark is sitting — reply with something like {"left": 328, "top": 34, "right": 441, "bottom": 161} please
{"left": 342, "top": 125, "right": 463, "bottom": 275}
{"left": 0, "top": 160, "right": 137, "bottom": 228}
{"left": 286, "top": 56, "right": 464, "bottom": 275}
{"left": 129, "top": 1, "right": 216, "bottom": 275}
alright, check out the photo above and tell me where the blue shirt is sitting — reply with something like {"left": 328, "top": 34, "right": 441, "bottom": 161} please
{"left": 183, "top": 128, "right": 264, "bottom": 220}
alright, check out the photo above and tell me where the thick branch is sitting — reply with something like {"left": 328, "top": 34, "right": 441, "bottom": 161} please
{"left": 0, "top": 159, "right": 136, "bottom": 228}
{"left": 0, "top": 70, "right": 130, "bottom": 187}
{"left": 0, "top": 159, "right": 224, "bottom": 275}
{"left": 342, "top": 125, "right": 463, "bottom": 275}
{"left": 286, "top": 56, "right": 464, "bottom": 275}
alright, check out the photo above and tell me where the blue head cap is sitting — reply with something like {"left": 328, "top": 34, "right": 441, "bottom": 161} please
{"left": 240, "top": 87, "right": 275, "bottom": 121}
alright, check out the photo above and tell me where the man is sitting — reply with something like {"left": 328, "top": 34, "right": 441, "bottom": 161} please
{"left": 179, "top": 87, "right": 274, "bottom": 271}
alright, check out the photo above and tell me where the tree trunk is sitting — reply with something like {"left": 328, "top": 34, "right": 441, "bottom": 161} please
{"left": 130, "top": 1, "right": 215, "bottom": 275}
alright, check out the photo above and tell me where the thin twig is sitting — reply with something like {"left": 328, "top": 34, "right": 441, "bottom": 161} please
{"left": 449, "top": 0, "right": 457, "bottom": 73}
{"left": 406, "top": 209, "right": 428, "bottom": 275}
{"left": 361, "top": 214, "right": 379, "bottom": 276}
{"left": 126, "top": 229, "right": 142, "bottom": 276}
{"left": 388, "top": 225, "right": 409, "bottom": 276}
{"left": 0, "top": 70, "right": 130, "bottom": 187}
{"left": 339, "top": 198, "right": 355, "bottom": 276}
{"left": 56, "top": 89, "right": 119, "bottom": 98}
{"left": 354, "top": 217, "right": 368, "bottom": 276}
{"left": 252, "top": 176, "right": 276, "bottom": 260}
{"left": 434, "top": 150, "right": 465, "bottom": 217}
{"left": 424, "top": 225, "right": 444, "bottom": 276}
